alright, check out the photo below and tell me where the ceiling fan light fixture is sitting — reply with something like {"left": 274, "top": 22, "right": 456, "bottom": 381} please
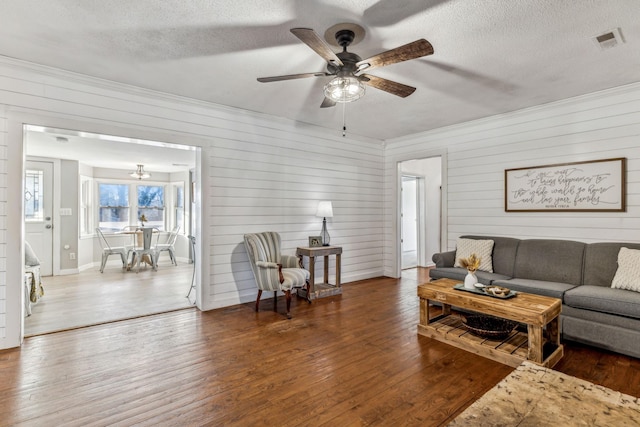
{"left": 130, "top": 164, "right": 151, "bottom": 180}
{"left": 324, "top": 76, "right": 366, "bottom": 103}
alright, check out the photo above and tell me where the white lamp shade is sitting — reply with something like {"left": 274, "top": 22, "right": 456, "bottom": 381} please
{"left": 315, "top": 201, "right": 333, "bottom": 218}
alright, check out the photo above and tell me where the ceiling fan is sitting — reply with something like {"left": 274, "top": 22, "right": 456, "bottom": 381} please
{"left": 257, "top": 24, "right": 434, "bottom": 108}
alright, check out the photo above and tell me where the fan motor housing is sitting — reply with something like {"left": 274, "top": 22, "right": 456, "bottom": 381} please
{"left": 335, "top": 29, "right": 355, "bottom": 47}
{"left": 328, "top": 51, "right": 362, "bottom": 74}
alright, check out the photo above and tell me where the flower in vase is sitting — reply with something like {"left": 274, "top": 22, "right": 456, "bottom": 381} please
{"left": 139, "top": 214, "right": 148, "bottom": 226}
{"left": 459, "top": 253, "right": 481, "bottom": 274}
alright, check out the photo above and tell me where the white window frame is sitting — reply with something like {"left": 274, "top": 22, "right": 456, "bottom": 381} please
{"left": 170, "top": 182, "right": 185, "bottom": 233}
{"left": 135, "top": 183, "right": 167, "bottom": 230}
{"left": 86, "top": 177, "right": 188, "bottom": 235}
{"left": 94, "top": 178, "right": 168, "bottom": 231}
{"left": 96, "top": 181, "right": 132, "bottom": 231}
{"left": 79, "top": 175, "right": 94, "bottom": 237}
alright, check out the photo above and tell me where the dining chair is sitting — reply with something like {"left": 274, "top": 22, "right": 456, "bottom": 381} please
{"left": 156, "top": 226, "right": 180, "bottom": 265}
{"left": 121, "top": 225, "right": 139, "bottom": 253}
{"left": 128, "top": 227, "right": 158, "bottom": 273}
{"left": 96, "top": 228, "right": 128, "bottom": 273}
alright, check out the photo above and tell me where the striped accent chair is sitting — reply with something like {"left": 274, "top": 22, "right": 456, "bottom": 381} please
{"left": 244, "top": 232, "right": 310, "bottom": 319}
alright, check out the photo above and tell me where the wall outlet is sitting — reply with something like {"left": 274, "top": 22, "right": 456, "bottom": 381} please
{"left": 69, "top": 252, "right": 76, "bottom": 260}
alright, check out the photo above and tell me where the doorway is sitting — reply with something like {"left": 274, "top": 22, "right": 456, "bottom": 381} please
{"left": 398, "top": 157, "right": 442, "bottom": 273}
{"left": 22, "top": 126, "right": 201, "bottom": 336}
{"left": 25, "top": 160, "right": 54, "bottom": 276}
{"left": 401, "top": 176, "right": 419, "bottom": 269}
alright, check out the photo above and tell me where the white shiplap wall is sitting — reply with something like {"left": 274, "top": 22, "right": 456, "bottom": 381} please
{"left": 0, "top": 108, "right": 7, "bottom": 341}
{"left": 0, "top": 57, "right": 384, "bottom": 349}
{"left": 208, "top": 120, "right": 385, "bottom": 307}
{"left": 384, "top": 82, "right": 640, "bottom": 277}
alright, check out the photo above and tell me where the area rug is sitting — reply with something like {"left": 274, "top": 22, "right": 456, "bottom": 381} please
{"left": 449, "top": 361, "right": 640, "bottom": 426}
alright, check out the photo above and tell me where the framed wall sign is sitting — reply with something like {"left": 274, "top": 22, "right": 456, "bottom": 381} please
{"left": 505, "top": 157, "right": 626, "bottom": 212}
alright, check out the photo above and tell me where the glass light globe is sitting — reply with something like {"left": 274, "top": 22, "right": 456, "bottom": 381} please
{"left": 324, "top": 76, "right": 366, "bottom": 103}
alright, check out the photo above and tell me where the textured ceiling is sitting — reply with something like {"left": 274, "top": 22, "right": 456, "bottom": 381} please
{"left": 1, "top": 0, "right": 639, "bottom": 141}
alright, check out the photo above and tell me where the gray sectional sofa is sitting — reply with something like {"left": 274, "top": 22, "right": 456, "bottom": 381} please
{"left": 430, "top": 235, "right": 640, "bottom": 358}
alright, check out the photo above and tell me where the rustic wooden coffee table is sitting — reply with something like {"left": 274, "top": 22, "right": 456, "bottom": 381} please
{"left": 417, "top": 278, "right": 563, "bottom": 368}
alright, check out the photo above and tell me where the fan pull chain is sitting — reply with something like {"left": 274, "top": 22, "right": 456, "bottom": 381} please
{"left": 342, "top": 102, "right": 347, "bottom": 137}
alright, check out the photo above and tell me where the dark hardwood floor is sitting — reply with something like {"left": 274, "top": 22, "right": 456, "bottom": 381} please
{"left": 1, "top": 268, "right": 638, "bottom": 426}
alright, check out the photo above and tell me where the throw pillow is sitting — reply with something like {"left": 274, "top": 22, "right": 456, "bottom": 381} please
{"left": 454, "top": 238, "right": 494, "bottom": 273}
{"left": 25, "top": 241, "right": 41, "bottom": 266}
{"left": 611, "top": 247, "right": 640, "bottom": 292}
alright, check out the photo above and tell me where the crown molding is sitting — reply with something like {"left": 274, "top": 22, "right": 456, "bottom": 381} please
{"left": 0, "top": 55, "right": 383, "bottom": 146}
{"left": 387, "top": 80, "right": 640, "bottom": 145}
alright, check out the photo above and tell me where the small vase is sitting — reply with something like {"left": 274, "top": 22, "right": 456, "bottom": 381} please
{"left": 464, "top": 271, "right": 477, "bottom": 289}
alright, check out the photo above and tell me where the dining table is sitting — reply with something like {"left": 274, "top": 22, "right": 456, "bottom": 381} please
{"left": 119, "top": 227, "right": 159, "bottom": 270}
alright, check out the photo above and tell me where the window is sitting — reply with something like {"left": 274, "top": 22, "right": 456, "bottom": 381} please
{"left": 80, "top": 176, "right": 94, "bottom": 236}
{"left": 92, "top": 180, "right": 179, "bottom": 232}
{"left": 137, "top": 185, "right": 165, "bottom": 230}
{"left": 175, "top": 185, "right": 184, "bottom": 232}
{"left": 25, "top": 169, "right": 44, "bottom": 222}
{"left": 99, "top": 183, "right": 130, "bottom": 231}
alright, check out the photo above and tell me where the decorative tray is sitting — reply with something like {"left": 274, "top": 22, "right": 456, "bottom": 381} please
{"left": 461, "top": 314, "right": 518, "bottom": 339}
{"left": 453, "top": 283, "right": 517, "bottom": 299}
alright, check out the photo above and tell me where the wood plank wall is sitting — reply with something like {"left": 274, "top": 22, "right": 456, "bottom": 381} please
{"left": 0, "top": 57, "right": 384, "bottom": 348}
{"left": 383, "top": 83, "right": 640, "bottom": 277}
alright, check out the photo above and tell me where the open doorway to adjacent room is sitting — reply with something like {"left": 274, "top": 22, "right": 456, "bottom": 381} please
{"left": 401, "top": 175, "right": 419, "bottom": 269}
{"left": 22, "top": 125, "right": 200, "bottom": 336}
{"left": 398, "top": 157, "right": 442, "bottom": 276}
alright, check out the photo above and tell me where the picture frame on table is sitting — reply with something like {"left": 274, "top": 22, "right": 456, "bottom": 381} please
{"left": 308, "top": 236, "right": 323, "bottom": 247}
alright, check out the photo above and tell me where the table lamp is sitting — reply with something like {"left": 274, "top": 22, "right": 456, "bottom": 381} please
{"left": 315, "top": 201, "right": 333, "bottom": 246}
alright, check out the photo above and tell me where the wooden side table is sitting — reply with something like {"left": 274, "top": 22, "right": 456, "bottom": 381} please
{"left": 296, "top": 246, "right": 342, "bottom": 300}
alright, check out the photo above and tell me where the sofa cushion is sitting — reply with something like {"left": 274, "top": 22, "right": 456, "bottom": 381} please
{"left": 454, "top": 238, "right": 494, "bottom": 272}
{"left": 513, "top": 239, "right": 585, "bottom": 286}
{"left": 583, "top": 242, "right": 640, "bottom": 288}
{"left": 562, "top": 305, "right": 640, "bottom": 331}
{"left": 429, "top": 267, "right": 511, "bottom": 286}
{"left": 611, "top": 247, "right": 640, "bottom": 292}
{"left": 493, "top": 278, "right": 575, "bottom": 300}
{"left": 460, "top": 235, "right": 520, "bottom": 277}
{"left": 564, "top": 285, "right": 640, "bottom": 320}
{"left": 430, "top": 267, "right": 466, "bottom": 283}
{"left": 562, "top": 315, "right": 640, "bottom": 359}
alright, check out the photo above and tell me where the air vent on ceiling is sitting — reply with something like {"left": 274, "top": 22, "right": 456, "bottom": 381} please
{"left": 592, "top": 28, "right": 624, "bottom": 50}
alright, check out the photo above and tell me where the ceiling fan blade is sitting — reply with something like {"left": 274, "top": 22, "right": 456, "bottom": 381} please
{"left": 320, "top": 97, "right": 336, "bottom": 108}
{"left": 361, "top": 74, "right": 416, "bottom": 98}
{"left": 290, "top": 28, "right": 344, "bottom": 66}
{"left": 257, "top": 72, "right": 330, "bottom": 83}
{"left": 356, "top": 39, "right": 434, "bottom": 71}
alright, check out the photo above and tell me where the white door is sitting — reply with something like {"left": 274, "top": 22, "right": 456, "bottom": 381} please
{"left": 25, "top": 160, "right": 54, "bottom": 276}
{"left": 401, "top": 176, "right": 418, "bottom": 269}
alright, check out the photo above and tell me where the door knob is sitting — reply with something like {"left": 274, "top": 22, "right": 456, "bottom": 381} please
{"left": 45, "top": 224, "right": 52, "bottom": 229}
{"left": 45, "top": 216, "right": 52, "bottom": 221}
